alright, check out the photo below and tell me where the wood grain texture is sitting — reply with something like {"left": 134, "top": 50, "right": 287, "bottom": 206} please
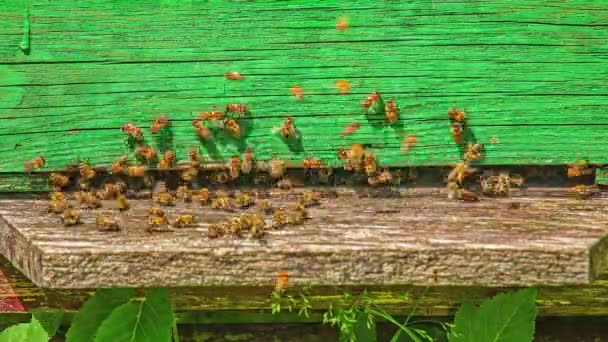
{"left": 0, "top": 0, "right": 607, "bottom": 176}
{"left": 1, "top": 188, "right": 608, "bottom": 289}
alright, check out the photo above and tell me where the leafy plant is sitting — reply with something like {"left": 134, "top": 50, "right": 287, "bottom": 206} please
{"left": 270, "top": 285, "right": 312, "bottom": 318}
{"left": 33, "top": 311, "right": 64, "bottom": 337}
{"left": 0, "top": 316, "right": 47, "bottom": 342}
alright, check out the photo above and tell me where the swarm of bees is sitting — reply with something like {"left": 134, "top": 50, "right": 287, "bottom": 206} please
{"left": 480, "top": 172, "right": 524, "bottom": 197}
{"left": 96, "top": 215, "right": 121, "bottom": 232}
{"left": 207, "top": 214, "right": 267, "bottom": 239}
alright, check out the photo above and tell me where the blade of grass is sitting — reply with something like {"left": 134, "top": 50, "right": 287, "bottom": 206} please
{"left": 391, "top": 287, "right": 430, "bottom": 341}
{"left": 367, "top": 308, "right": 422, "bottom": 342}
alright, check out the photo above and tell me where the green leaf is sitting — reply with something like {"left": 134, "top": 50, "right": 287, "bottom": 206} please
{"left": 353, "top": 311, "right": 376, "bottom": 342}
{"left": 93, "top": 288, "right": 174, "bottom": 342}
{"left": 449, "top": 288, "right": 537, "bottom": 342}
{"left": 66, "top": 288, "right": 135, "bottom": 342}
{"left": 0, "top": 316, "right": 48, "bottom": 342}
{"left": 34, "top": 311, "right": 64, "bottom": 337}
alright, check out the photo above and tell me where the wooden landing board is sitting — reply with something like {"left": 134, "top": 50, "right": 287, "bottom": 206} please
{"left": 0, "top": 188, "right": 608, "bottom": 289}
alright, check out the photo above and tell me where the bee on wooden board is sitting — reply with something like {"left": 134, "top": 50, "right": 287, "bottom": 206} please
{"left": 300, "top": 191, "right": 321, "bottom": 207}
{"left": 77, "top": 191, "right": 101, "bottom": 209}
{"left": 572, "top": 184, "right": 600, "bottom": 200}
{"left": 211, "top": 197, "right": 236, "bottom": 211}
{"left": 228, "top": 155, "right": 242, "bottom": 180}
{"left": 225, "top": 72, "right": 245, "bottom": 81}
{"left": 176, "top": 185, "right": 193, "bottom": 203}
{"left": 50, "top": 192, "right": 66, "bottom": 202}
{"left": 275, "top": 271, "right": 289, "bottom": 292}
{"left": 363, "top": 152, "right": 377, "bottom": 176}
{"left": 269, "top": 158, "right": 286, "bottom": 179}
{"left": 257, "top": 199, "right": 274, "bottom": 215}
{"left": 208, "top": 222, "right": 227, "bottom": 239}
{"left": 280, "top": 116, "right": 297, "bottom": 140}
{"left": 384, "top": 99, "right": 399, "bottom": 124}
{"left": 111, "top": 155, "right": 129, "bottom": 175}
{"left": 148, "top": 207, "right": 170, "bottom": 232}
{"left": 117, "top": 194, "right": 130, "bottom": 211}
{"left": 189, "top": 146, "right": 203, "bottom": 169}
{"left": 61, "top": 205, "right": 81, "bottom": 226}
{"left": 172, "top": 215, "right": 194, "bottom": 228}
{"left": 79, "top": 162, "right": 96, "bottom": 183}
{"left": 287, "top": 204, "right": 308, "bottom": 225}
{"left": 135, "top": 145, "right": 157, "bottom": 163}
{"left": 303, "top": 156, "right": 322, "bottom": 169}
{"left": 154, "top": 192, "right": 176, "bottom": 207}
{"left": 48, "top": 198, "right": 67, "bottom": 214}
{"left": 451, "top": 123, "right": 464, "bottom": 145}
{"left": 157, "top": 151, "right": 176, "bottom": 170}
{"left": 463, "top": 143, "right": 484, "bottom": 162}
{"left": 360, "top": 91, "right": 383, "bottom": 115}
{"left": 223, "top": 118, "right": 241, "bottom": 138}
{"left": 235, "top": 191, "right": 255, "bottom": 208}
{"left": 128, "top": 165, "right": 146, "bottom": 178}
{"left": 248, "top": 215, "right": 267, "bottom": 239}
{"left": 227, "top": 217, "right": 244, "bottom": 237}
{"left": 225, "top": 103, "right": 248, "bottom": 118}
{"left": 198, "top": 111, "right": 225, "bottom": 122}
{"left": 150, "top": 115, "right": 170, "bottom": 134}
{"left": 241, "top": 148, "right": 254, "bottom": 174}
{"left": 96, "top": 215, "right": 121, "bottom": 232}
{"left": 121, "top": 123, "right": 143, "bottom": 140}
{"left": 448, "top": 106, "right": 466, "bottom": 122}
{"left": 49, "top": 173, "right": 69, "bottom": 190}
{"left": 401, "top": 135, "right": 417, "bottom": 154}
{"left": 97, "top": 183, "right": 118, "bottom": 200}
{"left": 273, "top": 208, "right": 289, "bottom": 228}
{"left": 24, "top": 156, "right": 45, "bottom": 173}
{"left": 192, "top": 120, "right": 214, "bottom": 141}
{"left": 197, "top": 188, "right": 210, "bottom": 205}
{"left": 276, "top": 177, "right": 292, "bottom": 190}
{"left": 377, "top": 168, "right": 393, "bottom": 185}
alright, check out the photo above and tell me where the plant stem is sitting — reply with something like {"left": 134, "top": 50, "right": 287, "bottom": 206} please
{"left": 171, "top": 318, "right": 180, "bottom": 342}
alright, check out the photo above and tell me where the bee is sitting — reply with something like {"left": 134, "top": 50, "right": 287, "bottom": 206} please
{"left": 269, "top": 158, "right": 286, "bottom": 179}
{"left": 303, "top": 157, "right": 322, "bottom": 169}
{"left": 117, "top": 194, "right": 130, "bottom": 211}
{"left": 128, "top": 165, "right": 146, "bottom": 178}
{"left": 48, "top": 199, "right": 67, "bottom": 214}
{"left": 363, "top": 153, "right": 377, "bottom": 176}
{"left": 148, "top": 215, "right": 170, "bottom": 231}
{"left": 189, "top": 146, "right": 202, "bottom": 169}
{"left": 61, "top": 205, "right": 81, "bottom": 226}
{"left": 241, "top": 148, "right": 254, "bottom": 174}
{"left": 154, "top": 192, "right": 176, "bottom": 206}
{"left": 447, "top": 162, "right": 476, "bottom": 186}
{"left": 572, "top": 184, "right": 600, "bottom": 200}
{"left": 377, "top": 168, "right": 393, "bottom": 184}
{"left": 223, "top": 118, "right": 241, "bottom": 138}
{"left": 336, "top": 16, "right": 349, "bottom": 31}
{"left": 335, "top": 80, "right": 351, "bottom": 95}
{"left": 51, "top": 192, "right": 66, "bottom": 202}
{"left": 272, "top": 208, "right": 289, "bottom": 228}
{"left": 225, "top": 103, "right": 248, "bottom": 118}
{"left": 181, "top": 167, "right": 199, "bottom": 183}
{"left": 451, "top": 123, "right": 464, "bottom": 145}
{"left": 111, "top": 155, "right": 129, "bottom": 174}
{"left": 79, "top": 162, "right": 96, "bottom": 182}
{"left": 78, "top": 191, "right": 101, "bottom": 209}
{"left": 248, "top": 215, "right": 266, "bottom": 239}
{"left": 401, "top": 135, "right": 417, "bottom": 154}
{"left": 135, "top": 145, "right": 157, "bottom": 163}
{"left": 235, "top": 191, "right": 255, "bottom": 208}
{"left": 290, "top": 85, "right": 304, "bottom": 99}
{"left": 210, "top": 171, "right": 230, "bottom": 184}
{"left": 510, "top": 174, "right": 525, "bottom": 188}
{"left": 464, "top": 143, "right": 484, "bottom": 162}
{"left": 225, "top": 72, "right": 245, "bottom": 81}
{"left": 49, "top": 173, "right": 69, "bottom": 190}
{"left": 287, "top": 204, "right": 308, "bottom": 225}
{"left": 281, "top": 116, "right": 297, "bottom": 140}
{"left": 300, "top": 191, "right": 321, "bottom": 207}
{"left": 276, "top": 177, "right": 292, "bottom": 190}
{"left": 96, "top": 215, "right": 121, "bottom": 232}
{"left": 338, "top": 148, "right": 350, "bottom": 162}
{"left": 151, "top": 115, "right": 169, "bottom": 134}
{"left": 172, "top": 215, "right": 194, "bottom": 228}
{"left": 384, "top": 99, "right": 399, "bottom": 124}
{"left": 257, "top": 200, "right": 274, "bottom": 215}
{"left": 97, "top": 183, "right": 118, "bottom": 200}
{"left": 340, "top": 122, "right": 360, "bottom": 137}
{"left": 149, "top": 207, "right": 165, "bottom": 217}
{"left": 360, "top": 91, "right": 383, "bottom": 114}
{"left": 24, "top": 156, "right": 45, "bottom": 173}
{"left": 567, "top": 161, "right": 594, "bottom": 178}
{"left": 351, "top": 144, "right": 366, "bottom": 165}
{"left": 495, "top": 172, "right": 512, "bottom": 196}
{"left": 227, "top": 217, "right": 244, "bottom": 237}
{"left": 157, "top": 151, "right": 176, "bottom": 170}
{"left": 197, "top": 188, "right": 210, "bottom": 205}
{"left": 177, "top": 185, "right": 192, "bottom": 203}
{"left": 208, "top": 222, "right": 226, "bottom": 239}
{"left": 198, "top": 111, "right": 225, "bottom": 121}
{"left": 121, "top": 123, "right": 143, "bottom": 140}
{"left": 211, "top": 197, "right": 235, "bottom": 211}
{"left": 229, "top": 155, "right": 241, "bottom": 180}
{"left": 448, "top": 106, "right": 466, "bottom": 122}
{"left": 192, "top": 120, "right": 213, "bottom": 141}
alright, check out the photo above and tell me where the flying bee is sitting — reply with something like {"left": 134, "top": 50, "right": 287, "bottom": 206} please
{"left": 276, "top": 177, "right": 292, "bottom": 190}
{"left": 225, "top": 103, "right": 248, "bottom": 118}
{"left": 223, "top": 118, "right": 241, "bottom": 138}
{"left": 198, "top": 111, "right": 225, "bottom": 121}
{"left": 235, "top": 191, "right": 255, "bottom": 208}
{"left": 464, "top": 143, "right": 484, "bottom": 162}
{"left": 121, "top": 123, "right": 143, "bottom": 140}
{"left": 211, "top": 197, "right": 236, "bottom": 211}
{"left": 176, "top": 185, "right": 192, "bottom": 202}
{"left": 448, "top": 106, "right": 467, "bottom": 122}
{"left": 96, "top": 215, "right": 121, "bottom": 232}
{"left": 451, "top": 123, "right": 464, "bottom": 145}
{"left": 241, "top": 148, "right": 254, "bottom": 174}
{"left": 269, "top": 158, "right": 286, "bottom": 179}
{"left": 290, "top": 85, "right": 304, "bottom": 99}
{"left": 150, "top": 115, "right": 169, "bottom": 134}
{"left": 197, "top": 188, "right": 210, "bottom": 205}
{"left": 172, "top": 215, "right": 194, "bottom": 228}
{"left": 299, "top": 191, "right": 321, "bottom": 207}
{"left": 257, "top": 200, "right": 274, "bottom": 215}
{"left": 61, "top": 205, "right": 81, "bottom": 226}
{"left": 447, "top": 162, "right": 476, "bottom": 186}
{"left": 340, "top": 122, "right": 360, "bottom": 138}
{"left": 79, "top": 162, "right": 96, "bottom": 182}
{"left": 192, "top": 120, "right": 213, "bottom": 141}
{"left": 225, "top": 72, "right": 245, "bottom": 81}
{"left": 128, "top": 165, "right": 146, "bottom": 178}
{"left": 78, "top": 191, "right": 101, "bottom": 209}
{"left": 360, "top": 91, "right": 382, "bottom": 114}
{"left": 135, "top": 145, "right": 157, "bottom": 163}
{"left": 335, "top": 80, "right": 351, "bottom": 95}
{"left": 49, "top": 173, "right": 69, "bottom": 190}
{"left": 208, "top": 222, "right": 226, "bottom": 239}
{"left": 363, "top": 152, "right": 377, "bottom": 175}
{"left": 281, "top": 116, "right": 297, "bottom": 140}
{"left": 384, "top": 99, "right": 399, "bottom": 124}
{"left": 228, "top": 155, "right": 241, "bottom": 180}
{"left": 272, "top": 208, "right": 289, "bottom": 228}
{"left": 97, "top": 183, "right": 118, "bottom": 200}
{"left": 24, "top": 156, "right": 45, "bottom": 173}
{"left": 303, "top": 157, "right": 322, "bottom": 169}
{"left": 401, "top": 135, "right": 418, "bottom": 154}
{"left": 572, "top": 184, "right": 600, "bottom": 200}
{"left": 189, "top": 146, "right": 202, "bottom": 169}
{"left": 111, "top": 155, "right": 129, "bottom": 174}
{"left": 157, "top": 151, "right": 176, "bottom": 170}
{"left": 154, "top": 192, "right": 176, "bottom": 206}
{"left": 117, "top": 194, "right": 130, "bottom": 211}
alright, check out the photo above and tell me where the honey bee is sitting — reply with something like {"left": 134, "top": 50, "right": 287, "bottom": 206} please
{"left": 269, "top": 158, "right": 286, "bottom": 179}
{"left": 78, "top": 191, "right": 101, "bottom": 209}
{"left": 49, "top": 173, "right": 69, "bottom": 190}
{"left": 51, "top": 192, "right": 66, "bottom": 202}
{"left": 510, "top": 174, "right": 525, "bottom": 188}
{"left": 97, "top": 183, "right": 118, "bottom": 200}
{"left": 197, "top": 188, "right": 210, "bottom": 205}
{"left": 211, "top": 197, "right": 235, "bottom": 211}
{"left": 281, "top": 116, "right": 297, "bottom": 140}
{"left": 227, "top": 217, "right": 244, "bottom": 237}
{"left": 363, "top": 152, "right": 377, "bottom": 175}
{"left": 300, "top": 191, "right": 321, "bottom": 207}
{"left": 111, "top": 155, "right": 129, "bottom": 174}
{"left": 451, "top": 123, "right": 464, "bottom": 145}
{"left": 303, "top": 157, "right": 322, "bottom": 169}
{"left": 192, "top": 120, "right": 213, "bottom": 141}
{"left": 148, "top": 215, "right": 170, "bottom": 231}
{"left": 96, "top": 215, "right": 121, "bottom": 232}
{"left": 181, "top": 167, "right": 199, "bottom": 183}
{"left": 351, "top": 144, "right": 366, "bottom": 165}
{"left": 225, "top": 72, "right": 245, "bottom": 81}
{"left": 117, "top": 194, "right": 130, "bottom": 211}
{"left": 275, "top": 271, "right": 289, "bottom": 292}
{"left": 177, "top": 185, "right": 192, "bottom": 202}
{"left": 273, "top": 208, "right": 289, "bottom": 228}
{"left": 336, "top": 16, "right": 349, "bottom": 31}
{"left": 448, "top": 106, "right": 466, "bottom": 122}
{"left": 135, "top": 145, "right": 157, "bottom": 163}
{"left": 447, "top": 162, "right": 476, "bottom": 186}
{"left": 79, "top": 162, "right": 96, "bottom": 182}
{"left": 276, "top": 177, "right": 292, "bottom": 190}
{"left": 149, "top": 207, "right": 165, "bottom": 217}
{"left": 360, "top": 91, "right": 383, "bottom": 115}
{"left": 223, "top": 118, "right": 241, "bottom": 138}
{"left": 377, "top": 168, "right": 393, "bottom": 184}
{"left": 229, "top": 155, "right": 241, "bottom": 180}
{"left": 384, "top": 100, "right": 399, "bottom": 124}
{"left": 287, "top": 204, "right": 308, "bottom": 225}
{"left": 189, "top": 146, "right": 202, "bottom": 169}
{"left": 172, "top": 215, "right": 194, "bottom": 228}
{"left": 150, "top": 115, "right": 170, "bottom": 134}
{"left": 208, "top": 222, "right": 226, "bottom": 239}
{"left": 61, "top": 205, "right": 81, "bottom": 226}
{"left": 210, "top": 171, "right": 230, "bottom": 184}
{"left": 24, "top": 156, "right": 45, "bottom": 173}
{"left": 290, "top": 85, "right": 304, "bottom": 99}
{"left": 128, "top": 165, "right": 146, "bottom": 177}
{"left": 235, "top": 191, "right": 255, "bottom": 208}
{"left": 121, "top": 123, "right": 143, "bottom": 140}
{"left": 248, "top": 215, "right": 266, "bottom": 239}
{"left": 401, "top": 135, "right": 417, "bottom": 154}
{"left": 157, "top": 151, "right": 176, "bottom": 170}
{"left": 464, "top": 143, "right": 484, "bottom": 162}
{"left": 198, "top": 111, "right": 225, "bottom": 121}
{"left": 335, "top": 80, "right": 351, "bottom": 95}
{"left": 572, "top": 184, "right": 600, "bottom": 200}
{"left": 48, "top": 199, "right": 67, "bottom": 214}
{"left": 567, "top": 161, "right": 594, "bottom": 178}
{"left": 225, "top": 103, "right": 248, "bottom": 118}
{"left": 154, "top": 192, "right": 176, "bottom": 206}
{"left": 241, "top": 148, "right": 254, "bottom": 174}
{"left": 257, "top": 200, "right": 274, "bottom": 215}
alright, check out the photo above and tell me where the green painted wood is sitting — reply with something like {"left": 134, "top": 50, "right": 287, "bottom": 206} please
{"left": 0, "top": 0, "right": 607, "bottom": 177}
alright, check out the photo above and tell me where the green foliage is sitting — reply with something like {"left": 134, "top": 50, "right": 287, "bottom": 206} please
{"left": 270, "top": 286, "right": 312, "bottom": 318}
{"left": 448, "top": 288, "right": 537, "bottom": 342}
{"left": 154, "top": 125, "right": 174, "bottom": 154}
{"left": 33, "top": 311, "right": 64, "bottom": 337}
{"left": 66, "top": 288, "right": 136, "bottom": 342}
{"left": 0, "top": 316, "right": 47, "bottom": 342}
{"left": 94, "top": 288, "right": 174, "bottom": 342}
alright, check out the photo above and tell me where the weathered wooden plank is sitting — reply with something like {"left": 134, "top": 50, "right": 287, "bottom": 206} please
{"left": 0, "top": 0, "right": 607, "bottom": 176}
{"left": 1, "top": 188, "right": 607, "bottom": 289}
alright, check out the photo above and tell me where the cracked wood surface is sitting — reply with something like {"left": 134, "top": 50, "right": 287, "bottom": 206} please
{"left": 0, "top": 187, "right": 607, "bottom": 289}
{"left": 0, "top": 0, "right": 607, "bottom": 179}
